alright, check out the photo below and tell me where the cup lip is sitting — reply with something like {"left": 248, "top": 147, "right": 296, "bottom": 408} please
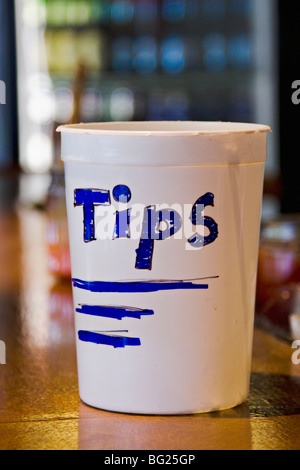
{"left": 57, "top": 121, "right": 271, "bottom": 137}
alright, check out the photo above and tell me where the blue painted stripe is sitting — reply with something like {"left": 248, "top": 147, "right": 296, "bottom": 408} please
{"left": 72, "top": 278, "right": 210, "bottom": 293}
{"left": 78, "top": 330, "right": 141, "bottom": 348}
{"left": 76, "top": 305, "right": 154, "bottom": 320}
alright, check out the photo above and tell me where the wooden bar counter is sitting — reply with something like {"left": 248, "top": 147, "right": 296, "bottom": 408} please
{"left": 0, "top": 205, "right": 299, "bottom": 450}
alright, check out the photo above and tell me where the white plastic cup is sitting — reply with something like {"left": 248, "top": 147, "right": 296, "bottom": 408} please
{"left": 58, "top": 121, "right": 271, "bottom": 415}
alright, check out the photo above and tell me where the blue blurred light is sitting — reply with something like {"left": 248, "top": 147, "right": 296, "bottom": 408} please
{"left": 132, "top": 36, "right": 157, "bottom": 74}
{"left": 228, "top": 34, "right": 252, "bottom": 69}
{"left": 111, "top": 0, "right": 134, "bottom": 24}
{"left": 162, "top": 0, "right": 185, "bottom": 23}
{"left": 203, "top": 33, "right": 227, "bottom": 72}
{"left": 112, "top": 36, "right": 132, "bottom": 71}
{"left": 161, "top": 36, "right": 185, "bottom": 74}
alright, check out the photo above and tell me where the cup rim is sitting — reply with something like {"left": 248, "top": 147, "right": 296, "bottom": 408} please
{"left": 57, "top": 121, "right": 271, "bottom": 137}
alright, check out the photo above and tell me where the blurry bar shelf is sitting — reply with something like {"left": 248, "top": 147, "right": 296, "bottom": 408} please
{"left": 50, "top": 70, "right": 255, "bottom": 93}
{"left": 15, "top": 0, "right": 278, "bottom": 178}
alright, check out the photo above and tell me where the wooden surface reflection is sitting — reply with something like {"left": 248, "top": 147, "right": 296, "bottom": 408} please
{"left": 0, "top": 207, "right": 299, "bottom": 450}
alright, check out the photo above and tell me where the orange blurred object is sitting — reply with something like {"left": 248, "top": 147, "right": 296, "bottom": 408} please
{"left": 46, "top": 170, "right": 71, "bottom": 278}
{"left": 256, "top": 216, "right": 300, "bottom": 338}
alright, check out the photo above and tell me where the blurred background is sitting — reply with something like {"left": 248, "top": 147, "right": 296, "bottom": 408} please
{"left": 0, "top": 0, "right": 300, "bottom": 342}
{"left": 2, "top": 0, "right": 279, "bottom": 196}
